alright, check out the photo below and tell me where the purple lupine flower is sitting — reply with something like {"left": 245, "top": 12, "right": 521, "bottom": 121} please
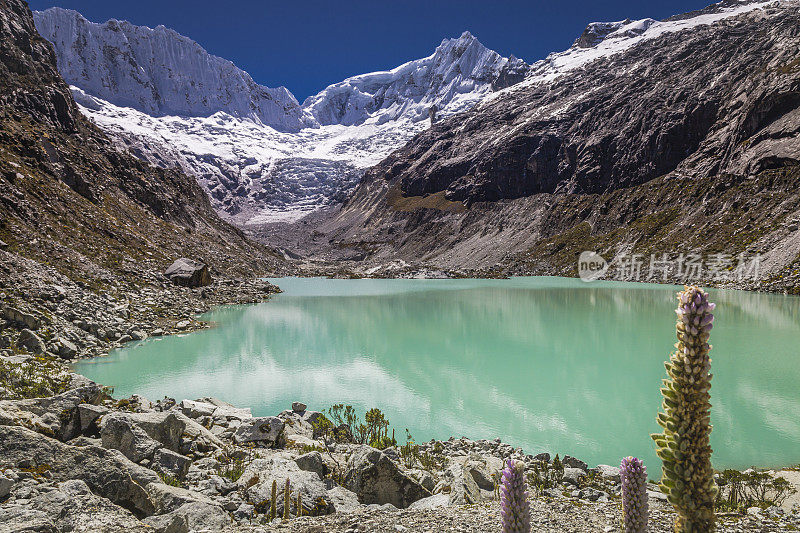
{"left": 500, "top": 459, "right": 531, "bottom": 533}
{"left": 620, "top": 456, "right": 648, "bottom": 533}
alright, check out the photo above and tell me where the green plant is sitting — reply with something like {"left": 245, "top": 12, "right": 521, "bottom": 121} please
{"left": 0, "top": 356, "right": 69, "bottom": 399}
{"left": 158, "top": 472, "right": 181, "bottom": 487}
{"left": 715, "top": 469, "right": 797, "bottom": 513}
{"left": 325, "top": 404, "right": 397, "bottom": 449}
{"left": 652, "top": 286, "right": 718, "bottom": 532}
{"left": 296, "top": 492, "right": 303, "bottom": 517}
{"left": 283, "top": 478, "right": 290, "bottom": 519}
{"left": 216, "top": 445, "right": 255, "bottom": 482}
{"left": 269, "top": 480, "right": 277, "bottom": 521}
{"left": 526, "top": 459, "right": 563, "bottom": 495}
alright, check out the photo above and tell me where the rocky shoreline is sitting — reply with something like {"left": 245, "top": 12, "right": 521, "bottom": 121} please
{"left": 1, "top": 270, "right": 799, "bottom": 532}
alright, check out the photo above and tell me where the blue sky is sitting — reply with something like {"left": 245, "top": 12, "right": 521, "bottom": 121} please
{"left": 28, "top": 0, "right": 712, "bottom": 101}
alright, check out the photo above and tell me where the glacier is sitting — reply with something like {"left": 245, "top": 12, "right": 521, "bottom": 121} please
{"left": 32, "top": 1, "right": 771, "bottom": 225}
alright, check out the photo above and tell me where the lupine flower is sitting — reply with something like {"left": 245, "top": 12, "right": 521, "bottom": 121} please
{"left": 652, "top": 286, "right": 718, "bottom": 532}
{"left": 500, "top": 459, "right": 531, "bottom": 533}
{"left": 620, "top": 456, "right": 648, "bottom": 533}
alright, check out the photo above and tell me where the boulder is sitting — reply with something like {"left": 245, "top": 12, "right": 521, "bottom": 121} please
{"left": 295, "top": 451, "right": 326, "bottom": 479}
{"left": 442, "top": 463, "right": 481, "bottom": 505}
{"left": 233, "top": 416, "right": 284, "bottom": 446}
{"left": 240, "top": 456, "right": 335, "bottom": 516}
{"left": 145, "top": 482, "right": 216, "bottom": 514}
{"left": 344, "top": 446, "right": 431, "bottom": 508}
{"left": 0, "top": 385, "right": 102, "bottom": 441}
{"left": 153, "top": 448, "right": 192, "bottom": 480}
{"left": 178, "top": 399, "right": 215, "bottom": 419}
{"left": 100, "top": 412, "right": 184, "bottom": 452}
{"left": 562, "top": 467, "right": 587, "bottom": 486}
{"left": 409, "top": 493, "right": 450, "bottom": 510}
{"left": 563, "top": 455, "right": 588, "bottom": 471}
{"left": 101, "top": 412, "right": 162, "bottom": 462}
{"left": 0, "top": 426, "right": 158, "bottom": 516}
{"left": 17, "top": 328, "right": 45, "bottom": 354}
{"left": 54, "top": 336, "right": 78, "bottom": 359}
{"left": 292, "top": 401, "right": 307, "bottom": 412}
{"left": 0, "top": 479, "right": 150, "bottom": 532}
{"left": 2, "top": 307, "right": 41, "bottom": 330}
{"left": 78, "top": 403, "right": 109, "bottom": 434}
{"left": 142, "top": 501, "right": 231, "bottom": 532}
{"left": 595, "top": 464, "right": 621, "bottom": 483}
{"left": 0, "top": 472, "right": 13, "bottom": 499}
{"left": 164, "top": 258, "right": 212, "bottom": 288}
{"left": 326, "top": 485, "right": 362, "bottom": 513}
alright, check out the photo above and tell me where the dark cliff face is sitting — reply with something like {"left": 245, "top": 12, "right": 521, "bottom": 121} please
{"left": 0, "top": 0, "right": 76, "bottom": 132}
{"left": 0, "top": 0, "right": 282, "bottom": 282}
{"left": 365, "top": 5, "right": 800, "bottom": 205}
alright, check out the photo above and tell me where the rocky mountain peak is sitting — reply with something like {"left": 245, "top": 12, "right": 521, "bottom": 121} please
{"left": 33, "top": 7, "right": 311, "bottom": 132}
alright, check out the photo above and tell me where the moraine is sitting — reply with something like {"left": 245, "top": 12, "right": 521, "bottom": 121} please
{"left": 74, "top": 277, "right": 800, "bottom": 474}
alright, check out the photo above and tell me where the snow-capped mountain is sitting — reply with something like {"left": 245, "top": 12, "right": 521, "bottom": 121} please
{"left": 32, "top": 2, "right": 769, "bottom": 225}
{"left": 33, "top": 8, "right": 310, "bottom": 131}
{"left": 34, "top": 8, "right": 529, "bottom": 223}
{"left": 303, "top": 31, "right": 529, "bottom": 127}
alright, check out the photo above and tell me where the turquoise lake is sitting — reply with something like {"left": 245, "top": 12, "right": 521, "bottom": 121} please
{"left": 74, "top": 277, "right": 800, "bottom": 473}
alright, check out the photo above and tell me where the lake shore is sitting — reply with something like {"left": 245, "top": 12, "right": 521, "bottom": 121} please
{"left": 2, "top": 266, "right": 800, "bottom": 531}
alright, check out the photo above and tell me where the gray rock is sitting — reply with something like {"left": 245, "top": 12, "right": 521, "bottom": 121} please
{"left": 142, "top": 501, "right": 231, "bottom": 532}
{"left": 17, "top": 328, "right": 45, "bottom": 354}
{"left": 563, "top": 455, "right": 588, "bottom": 471}
{"left": 344, "top": 446, "right": 431, "bottom": 508}
{"left": 101, "top": 411, "right": 184, "bottom": 452}
{"left": 442, "top": 463, "right": 481, "bottom": 505}
{"left": 2, "top": 307, "right": 41, "bottom": 330}
{"left": 0, "top": 479, "right": 149, "bottom": 532}
{"left": 153, "top": 448, "right": 192, "bottom": 480}
{"left": 178, "top": 399, "right": 215, "bottom": 419}
{"left": 101, "top": 412, "right": 164, "bottom": 462}
{"left": 0, "top": 425, "right": 158, "bottom": 516}
{"left": 234, "top": 503, "right": 255, "bottom": 520}
{"left": 0, "top": 473, "right": 14, "bottom": 499}
{"left": 295, "top": 451, "right": 326, "bottom": 479}
{"left": 326, "top": 485, "right": 362, "bottom": 514}
{"left": 595, "top": 464, "right": 621, "bottom": 483}
{"left": 292, "top": 401, "right": 307, "bottom": 412}
{"left": 233, "top": 416, "right": 284, "bottom": 446}
{"left": 164, "top": 258, "right": 212, "bottom": 288}
{"left": 562, "top": 467, "right": 587, "bottom": 486}
{"left": 408, "top": 493, "right": 450, "bottom": 509}
{"left": 146, "top": 482, "right": 215, "bottom": 514}
{"left": 55, "top": 337, "right": 78, "bottom": 359}
{"left": 78, "top": 403, "right": 109, "bottom": 434}
{"left": 129, "top": 330, "right": 147, "bottom": 341}
{"left": 0, "top": 385, "right": 102, "bottom": 441}
{"left": 409, "top": 469, "right": 436, "bottom": 492}
{"left": 241, "top": 456, "right": 335, "bottom": 516}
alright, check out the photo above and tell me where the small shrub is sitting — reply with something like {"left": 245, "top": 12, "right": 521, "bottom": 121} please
{"left": 715, "top": 469, "right": 797, "bottom": 513}
{"left": 526, "top": 457, "right": 563, "bottom": 495}
{"left": 158, "top": 472, "right": 181, "bottom": 487}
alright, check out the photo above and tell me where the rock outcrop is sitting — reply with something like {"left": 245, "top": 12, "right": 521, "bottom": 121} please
{"left": 164, "top": 258, "right": 212, "bottom": 288}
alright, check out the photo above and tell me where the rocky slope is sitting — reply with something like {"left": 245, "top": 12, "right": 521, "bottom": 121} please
{"left": 1, "top": 0, "right": 286, "bottom": 285}
{"left": 34, "top": 9, "right": 531, "bottom": 224}
{"left": 287, "top": 0, "right": 800, "bottom": 291}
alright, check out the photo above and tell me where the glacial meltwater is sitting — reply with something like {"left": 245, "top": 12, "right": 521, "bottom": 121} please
{"left": 73, "top": 277, "right": 800, "bottom": 472}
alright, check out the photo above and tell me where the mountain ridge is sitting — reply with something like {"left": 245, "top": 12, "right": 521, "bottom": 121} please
{"left": 33, "top": 10, "right": 530, "bottom": 224}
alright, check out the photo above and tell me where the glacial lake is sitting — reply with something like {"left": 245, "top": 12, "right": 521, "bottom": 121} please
{"left": 74, "top": 277, "right": 800, "bottom": 472}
